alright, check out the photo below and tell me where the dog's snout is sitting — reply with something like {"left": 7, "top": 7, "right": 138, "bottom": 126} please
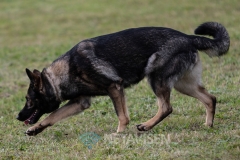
{"left": 16, "top": 114, "right": 21, "bottom": 120}
{"left": 16, "top": 112, "right": 24, "bottom": 121}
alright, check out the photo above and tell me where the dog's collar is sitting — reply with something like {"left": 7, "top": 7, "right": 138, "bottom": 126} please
{"left": 42, "top": 68, "right": 63, "bottom": 102}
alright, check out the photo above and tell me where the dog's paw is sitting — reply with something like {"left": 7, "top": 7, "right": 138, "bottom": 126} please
{"left": 204, "top": 122, "right": 213, "bottom": 128}
{"left": 25, "top": 125, "right": 45, "bottom": 136}
{"left": 136, "top": 124, "right": 151, "bottom": 131}
{"left": 25, "top": 129, "right": 37, "bottom": 136}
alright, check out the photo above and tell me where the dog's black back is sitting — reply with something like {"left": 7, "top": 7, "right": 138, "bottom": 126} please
{"left": 92, "top": 27, "right": 185, "bottom": 83}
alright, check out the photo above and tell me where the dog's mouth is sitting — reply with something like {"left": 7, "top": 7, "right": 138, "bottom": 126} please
{"left": 24, "top": 109, "right": 41, "bottom": 125}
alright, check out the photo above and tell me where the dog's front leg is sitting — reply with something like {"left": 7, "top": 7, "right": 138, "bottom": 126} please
{"left": 108, "top": 83, "right": 130, "bottom": 133}
{"left": 26, "top": 97, "right": 91, "bottom": 136}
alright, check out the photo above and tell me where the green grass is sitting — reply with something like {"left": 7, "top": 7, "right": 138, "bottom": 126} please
{"left": 1, "top": 0, "right": 240, "bottom": 159}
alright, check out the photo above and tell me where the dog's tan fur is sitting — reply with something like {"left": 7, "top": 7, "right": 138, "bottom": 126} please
{"left": 174, "top": 55, "right": 216, "bottom": 127}
{"left": 45, "top": 58, "right": 70, "bottom": 101}
{"left": 27, "top": 96, "right": 91, "bottom": 135}
{"left": 107, "top": 83, "right": 130, "bottom": 132}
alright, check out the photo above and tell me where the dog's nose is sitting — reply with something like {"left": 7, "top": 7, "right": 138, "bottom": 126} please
{"left": 16, "top": 113, "right": 23, "bottom": 121}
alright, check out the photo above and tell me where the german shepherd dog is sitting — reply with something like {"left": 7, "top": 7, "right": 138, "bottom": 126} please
{"left": 17, "top": 22, "right": 230, "bottom": 136}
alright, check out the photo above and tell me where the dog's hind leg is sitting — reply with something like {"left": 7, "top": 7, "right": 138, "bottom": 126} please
{"left": 137, "top": 79, "right": 173, "bottom": 131}
{"left": 174, "top": 60, "right": 216, "bottom": 127}
{"left": 26, "top": 97, "right": 91, "bottom": 136}
{"left": 108, "top": 83, "right": 130, "bottom": 133}
{"left": 137, "top": 50, "right": 198, "bottom": 131}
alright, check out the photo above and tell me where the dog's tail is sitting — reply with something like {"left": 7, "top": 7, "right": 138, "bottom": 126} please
{"left": 192, "top": 22, "right": 230, "bottom": 57}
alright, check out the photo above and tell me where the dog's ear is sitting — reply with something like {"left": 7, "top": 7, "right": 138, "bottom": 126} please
{"left": 26, "top": 68, "right": 38, "bottom": 82}
{"left": 26, "top": 68, "right": 42, "bottom": 92}
{"left": 33, "top": 69, "right": 41, "bottom": 76}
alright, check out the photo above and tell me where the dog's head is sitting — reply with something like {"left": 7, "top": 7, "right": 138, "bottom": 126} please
{"left": 17, "top": 68, "right": 60, "bottom": 125}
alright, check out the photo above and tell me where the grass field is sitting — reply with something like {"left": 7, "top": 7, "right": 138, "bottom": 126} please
{"left": 0, "top": 0, "right": 240, "bottom": 159}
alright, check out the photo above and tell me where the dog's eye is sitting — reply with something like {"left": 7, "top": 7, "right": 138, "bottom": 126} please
{"left": 25, "top": 97, "right": 30, "bottom": 101}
